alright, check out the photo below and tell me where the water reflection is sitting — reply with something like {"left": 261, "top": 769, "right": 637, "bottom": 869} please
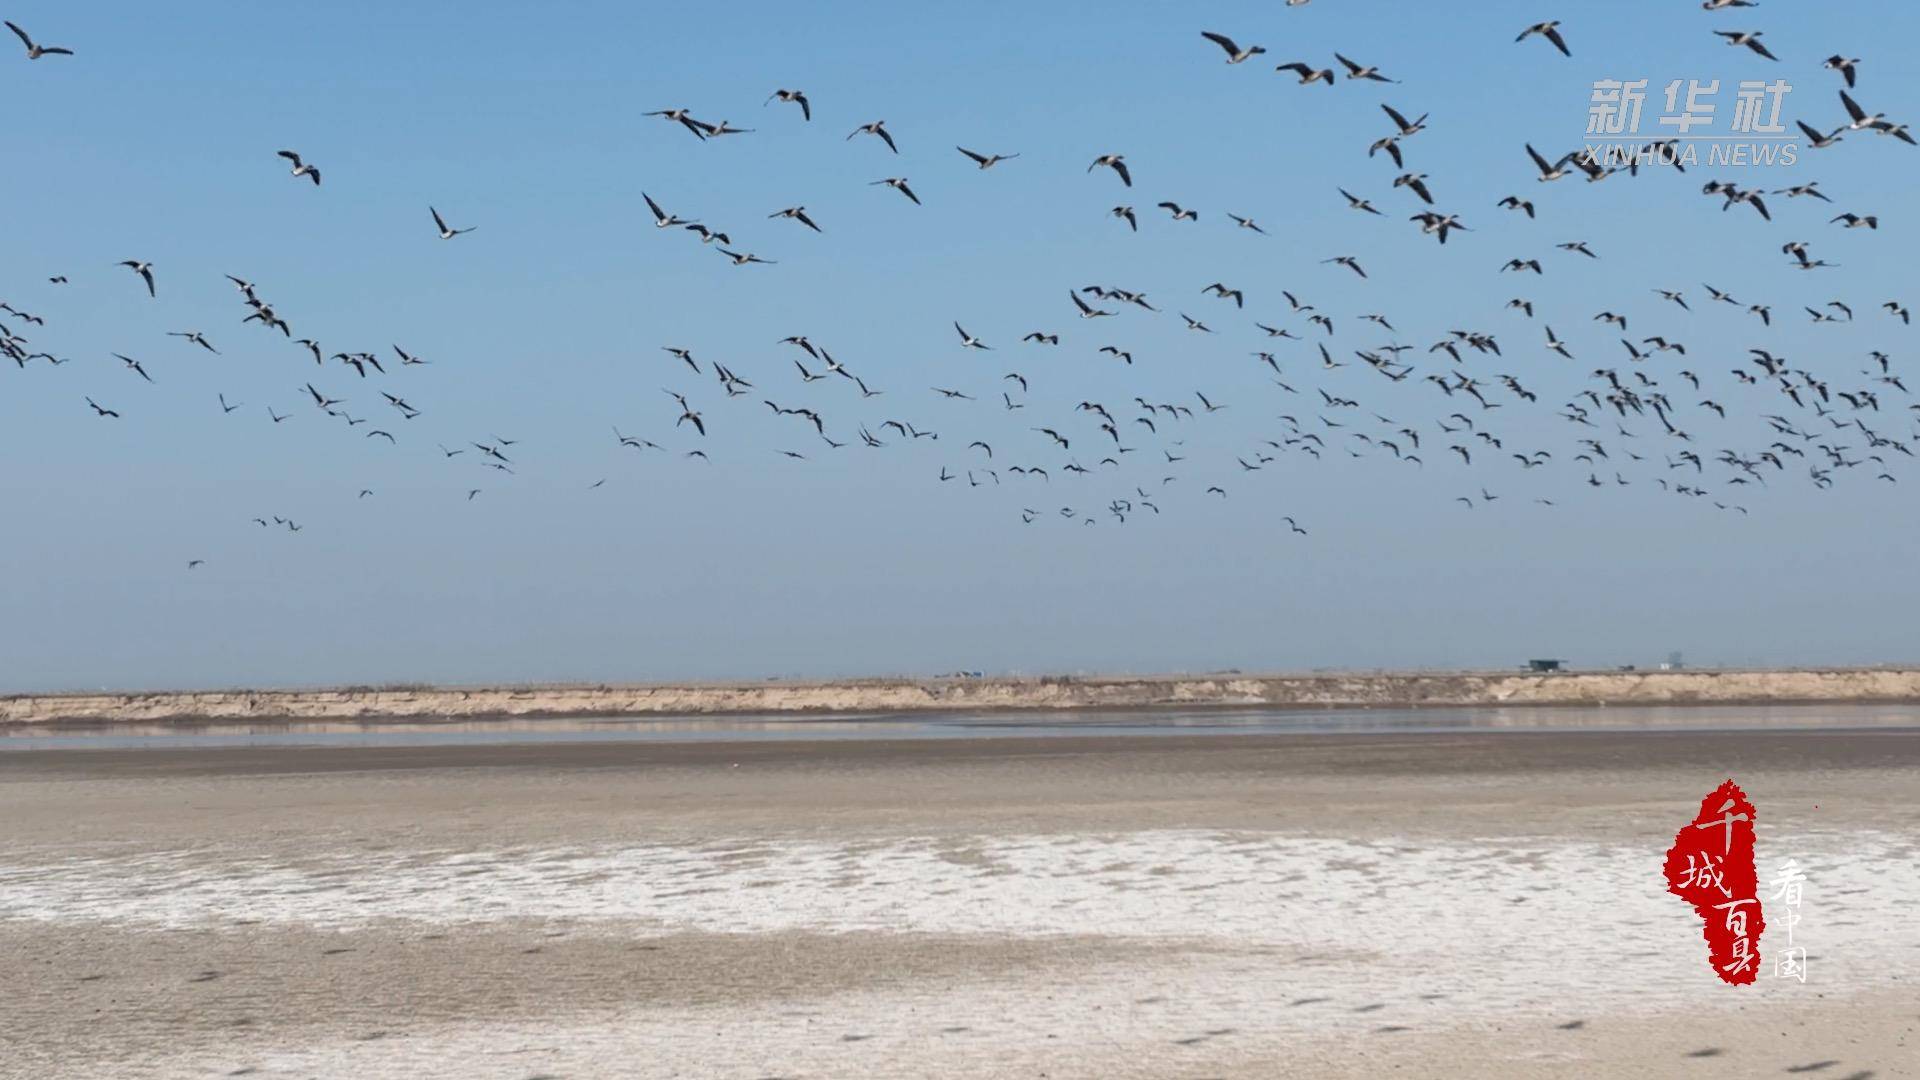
{"left": 2, "top": 703, "right": 1916, "bottom": 751}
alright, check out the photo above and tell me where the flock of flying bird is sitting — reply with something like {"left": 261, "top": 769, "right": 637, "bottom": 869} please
{"left": 3, "top": 8, "right": 1914, "bottom": 570}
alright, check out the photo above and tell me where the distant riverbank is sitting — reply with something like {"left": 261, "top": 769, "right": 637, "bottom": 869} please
{"left": 6, "top": 667, "right": 1920, "bottom": 725}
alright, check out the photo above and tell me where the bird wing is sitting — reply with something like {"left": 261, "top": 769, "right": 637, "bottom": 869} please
{"left": 4, "top": 21, "right": 30, "bottom": 49}
{"left": 431, "top": 206, "right": 448, "bottom": 231}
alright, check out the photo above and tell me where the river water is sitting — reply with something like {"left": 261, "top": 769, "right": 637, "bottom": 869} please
{"left": 3, "top": 702, "right": 1916, "bottom": 751}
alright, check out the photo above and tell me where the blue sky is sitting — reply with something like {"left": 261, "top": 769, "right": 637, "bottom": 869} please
{"left": 2, "top": 1, "right": 1916, "bottom": 690}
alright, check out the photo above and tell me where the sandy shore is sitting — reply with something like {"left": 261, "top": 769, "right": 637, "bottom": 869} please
{"left": 8, "top": 667, "right": 1920, "bottom": 724}
{"left": 3, "top": 730, "right": 1915, "bottom": 1078}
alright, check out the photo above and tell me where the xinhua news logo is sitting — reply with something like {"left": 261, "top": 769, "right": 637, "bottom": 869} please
{"left": 1584, "top": 78, "right": 1798, "bottom": 169}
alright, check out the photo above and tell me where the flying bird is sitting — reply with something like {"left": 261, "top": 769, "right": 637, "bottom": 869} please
{"left": 1498, "top": 195, "right": 1537, "bottom": 218}
{"left": 1340, "top": 188, "right": 1383, "bottom": 215}
{"left": 1089, "top": 154, "right": 1132, "bottom": 186}
{"left": 169, "top": 331, "right": 219, "bottom": 354}
{"left": 1516, "top": 21, "right": 1571, "bottom": 57}
{"left": 870, "top": 177, "right": 921, "bottom": 205}
{"left": 1796, "top": 120, "right": 1844, "bottom": 149}
{"left": 117, "top": 260, "right": 155, "bottom": 297}
{"left": 957, "top": 146, "right": 1019, "bottom": 169}
{"left": 645, "top": 192, "right": 693, "bottom": 228}
{"left": 1714, "top": 30, "right": 1778, "bottom": 61}
{"left": 766, "top": 88, "right": 811, "bottom": 120}
{"left": 430, "top": 206, "right": 476, "bottom": 238}
{"left": 5, "top": 21, "right": 71, "bottom": 59}
{"left": 848, "top": 120, "right": 898, "bottom": 153}
{"left": 276, "top": 150, "right": 322, "bottom": 185}
{"left": 1072, "top": 291, "right": 1115, "bottom": 319}
{"left": 769, "top": 205, "right": 822, "bottom": 232}
{"left": 1274, "top": 61, "right": 1335, "bottom": 86}
{"left": 1200, "top": 31, "right": 1266, "bottom": 64}
{"left": 1527, "top": 143, "right": 1573, "bottom": 182}
{"left": 1336, "top": 54, "right": 1396, "bottom": 82}
{"left": 645, "top": 108, "right": 716, "bottom": 139}
{"left": 114, "top": 353, "right": 154, "bottom": 383}
{"left": 954, "top": 322, "right": 992, "bottom": 350}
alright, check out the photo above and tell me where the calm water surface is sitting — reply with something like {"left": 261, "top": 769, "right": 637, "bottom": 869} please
{"left": 3, "top": 704, "right": 1916, "bottom": 751}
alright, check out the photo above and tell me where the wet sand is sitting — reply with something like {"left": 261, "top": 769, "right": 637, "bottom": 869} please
{"left": 4, "top": 730, "right": 1916, "bottom": 1078}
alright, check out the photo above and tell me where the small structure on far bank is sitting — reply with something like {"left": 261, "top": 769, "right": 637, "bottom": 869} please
{"left": 1525, "top": 659, "right": 1567, "bottom": 673}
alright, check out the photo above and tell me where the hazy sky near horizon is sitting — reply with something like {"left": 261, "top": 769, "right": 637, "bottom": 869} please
{"left": 2, "top": 1, "right": 1917, "bottom": 691}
